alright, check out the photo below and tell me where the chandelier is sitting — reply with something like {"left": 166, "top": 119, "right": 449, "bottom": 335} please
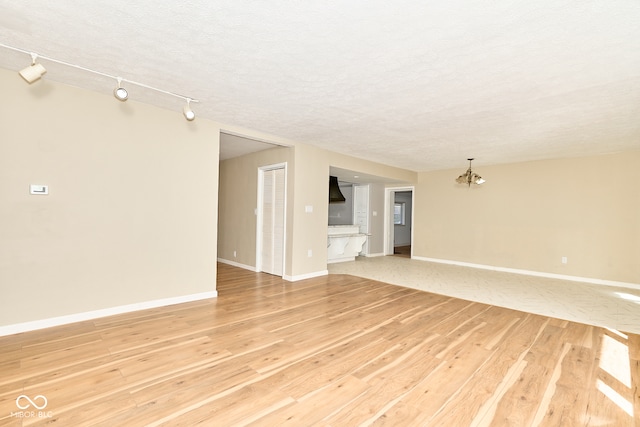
{"left": 456, "top": 158, "right": 486, "bottom": 186}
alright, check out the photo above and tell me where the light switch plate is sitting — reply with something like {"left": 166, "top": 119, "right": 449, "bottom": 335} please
{"left": 30, "top": 184, "right": 48, "bottom": 195}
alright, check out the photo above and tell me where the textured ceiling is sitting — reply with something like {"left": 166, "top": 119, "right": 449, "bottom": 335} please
{"left": 1, "top": 1, "right": 639, "bottom": 171}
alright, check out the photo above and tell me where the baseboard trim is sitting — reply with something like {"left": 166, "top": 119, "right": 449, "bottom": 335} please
{"left": 412, "top": 256, "right": 640, "bottom": 290}
{"left": 0, "top": 291, "right": 218, "bottom": 337}
{"left": 217, "top": 258, "right": 259, "bottom": 272}
{"left": 217, "top": 258, "right": 327, "bottom": 282}
{"left": 283, "top": 270, "right": 328, "bottom": 282}
{"left": 364, "top": 253, "right": 385, "bottom": 258}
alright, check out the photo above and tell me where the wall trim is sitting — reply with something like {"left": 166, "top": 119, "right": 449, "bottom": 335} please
{"left": 0, "top": 291, "right": 218, "bottom": 337}
{"left": 413, "top": 256, "right": 640, "bottom": 291}
{"left": 217, "top": 258, "right": 259, "bottom": 272}
{"left": 283, "top": 270, "right": 328, "bottom": 282}
{"left": 364, "top": 253, "right": 385, "bottom": 258}
{"left": 218, "top": 257, "right": 327, "bottom": 282}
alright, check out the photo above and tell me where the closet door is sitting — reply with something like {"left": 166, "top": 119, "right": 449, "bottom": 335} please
{"left": 353, "top": 184, "right": 369, "bottom": 255}
{"left": 260, "top": 168, "right": 285, "bottom": 276}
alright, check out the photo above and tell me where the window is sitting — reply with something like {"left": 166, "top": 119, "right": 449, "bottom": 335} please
{"left": 394, "top": 202, "right": 405, "bottom": 225}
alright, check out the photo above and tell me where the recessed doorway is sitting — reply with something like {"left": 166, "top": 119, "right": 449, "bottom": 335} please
{"left": 384, "top": 187, "right": 414, "bottom": 257}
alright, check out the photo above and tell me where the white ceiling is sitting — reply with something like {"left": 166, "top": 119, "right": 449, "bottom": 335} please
{"left": 1, "top": 1, "right": 639, "bottom": 171}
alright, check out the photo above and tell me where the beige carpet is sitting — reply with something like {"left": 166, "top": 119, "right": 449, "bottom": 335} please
{"left": 328, "top": 256, "right": 640, "bottom": 334}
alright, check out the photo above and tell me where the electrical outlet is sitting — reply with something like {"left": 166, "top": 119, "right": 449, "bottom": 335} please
{"left": 233, "top": 251, "right": 237, "bottom": 258}
{"left": 561, "top": 256, "right": 568, "bottom": 264}
{"left": 307, "top": 249, "right": 313, "bottom": 257}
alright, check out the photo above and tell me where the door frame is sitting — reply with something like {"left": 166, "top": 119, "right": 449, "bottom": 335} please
{"left": 384, "top": 186, "right": 415, "bottom": 256}
{"left": 256, "top": 162, "right": 288, "bottom": 276}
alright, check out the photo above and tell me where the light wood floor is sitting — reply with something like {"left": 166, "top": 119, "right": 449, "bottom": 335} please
{"left": 1, "top": 263, "right": 639, "bottom": 426}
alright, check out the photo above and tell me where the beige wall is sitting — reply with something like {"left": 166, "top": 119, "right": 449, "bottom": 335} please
{"left": 367, "top": 183, "right": 386, "bottom": 255}
{"left": 414, "top": 152, "right": 640, "bottom": 284}
{"left": 0, "top": 68, "right": 220, "bottom": 327}
{"left": 288, "top": 143, "right": 331, "bottom": 276}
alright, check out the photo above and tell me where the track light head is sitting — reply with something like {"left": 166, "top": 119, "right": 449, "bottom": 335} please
{"left": 183, "top": 98, "right": 195, "bottom": 121}
{"left": 113, "top": 77, "right": 128, "bottom": 101}
{"left": 19, "top": 53, "right": 46, "bottom": 84}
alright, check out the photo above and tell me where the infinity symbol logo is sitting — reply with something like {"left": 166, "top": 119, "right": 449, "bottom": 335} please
{"left": 16, "top": 395, "right": 48, "bottom": 410}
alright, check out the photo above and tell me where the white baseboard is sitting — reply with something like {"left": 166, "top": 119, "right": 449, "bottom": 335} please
{"left": 364, "top": 253, "right": 385, "bottom": 258}
{"left": 413, "top": 256, "right": 640, "bottom": 290}
{"left": 0, "top": 291, "right": 218, "bottom": 337}
{"left": 217, "top": 258, "right": 259, "bottom": 272}
{"left": 218, "top": 257, "right": 327, "bottom": 282}
{"left": 283, "top": 270, "right": 328, "bottom": 282}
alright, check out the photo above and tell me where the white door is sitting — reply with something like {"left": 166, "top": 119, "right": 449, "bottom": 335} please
{"left": 260, "top": 167, "right": 285, "bottom": 276}
{"left": 353, "top": 184, "right": 369, "bottom": 255}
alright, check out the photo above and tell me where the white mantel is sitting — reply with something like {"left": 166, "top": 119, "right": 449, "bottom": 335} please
{"left": 327, "top": 225, "right": 368, "bottom": 263}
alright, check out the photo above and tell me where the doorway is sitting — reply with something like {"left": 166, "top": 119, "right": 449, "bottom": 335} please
{"left": 257, "top": 163, "right": 287, "bottom": 276}
{"left": 384, "top": 187, "right": 414, "bottom": 257}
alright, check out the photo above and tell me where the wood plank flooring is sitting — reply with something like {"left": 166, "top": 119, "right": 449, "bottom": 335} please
{"left": 1, "top": 263, "right": 638, "bottom": 426}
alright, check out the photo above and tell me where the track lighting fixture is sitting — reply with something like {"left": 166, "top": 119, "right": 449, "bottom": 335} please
{"left": 113, "top": 77, "right": 128, "bottom": 101}
{"left": 19, "top": 53, "right": 47, "bottom": 84}
{"left": 456, "top": 158, "right": 486, "bottom": 186}
{"left": 2, "top": 42, "right": 199, "bottom": 121}
{"left": 183, "top": 98, "right": 195, "bottom": 121}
